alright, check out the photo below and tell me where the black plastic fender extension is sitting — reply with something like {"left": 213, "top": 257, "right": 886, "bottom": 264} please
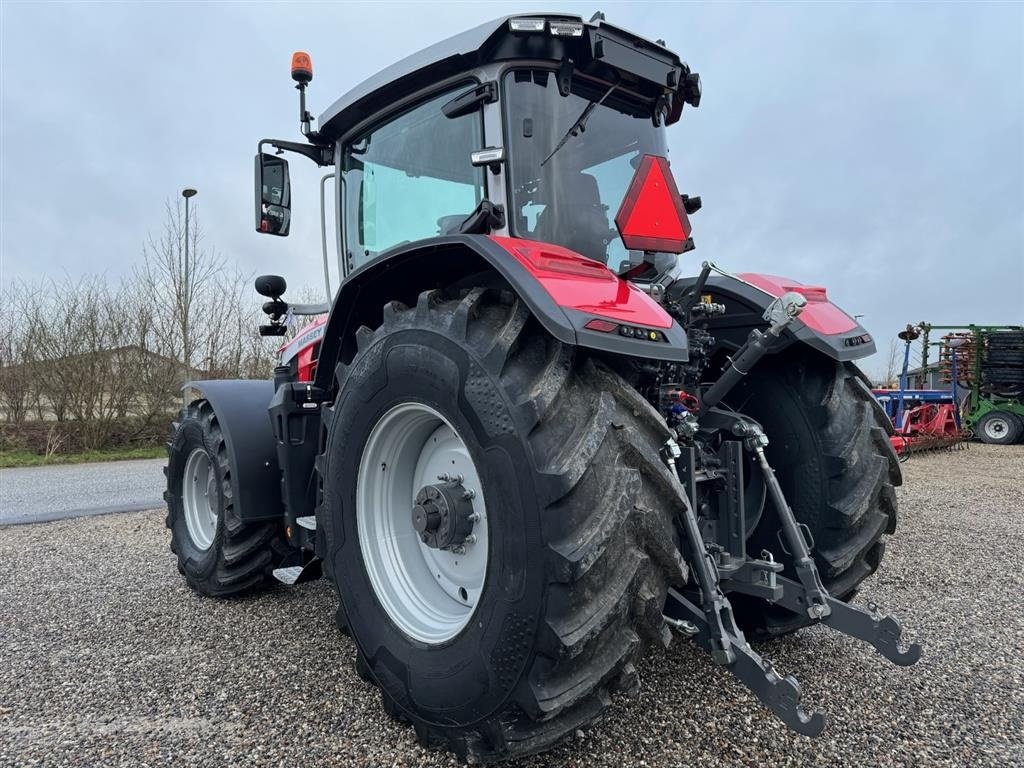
{"left": 312, "top": 234, "right": 689, "bottom": 392}
{"left": 183, "top": 379, "right": 284, "bottom": 524}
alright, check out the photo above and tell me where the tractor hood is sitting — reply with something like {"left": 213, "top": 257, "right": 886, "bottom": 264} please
{"left": 317, "top": 14, "right": 699, "bottom": 143}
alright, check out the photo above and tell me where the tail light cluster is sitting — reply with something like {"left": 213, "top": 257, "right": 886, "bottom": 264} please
{"left": 584, "top": 318, "right": 666, "bottom": 342}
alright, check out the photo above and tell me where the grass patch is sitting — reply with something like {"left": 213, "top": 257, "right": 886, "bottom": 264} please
{"left": 0, "top": 446, "right": 165, "bottom": 468}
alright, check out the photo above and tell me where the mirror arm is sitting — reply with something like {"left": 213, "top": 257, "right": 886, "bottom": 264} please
{"left": 258, "top": 138, "right": 334, "bottom": 167}
{"left": 289, "top": 302, "right": 330, "bottom": 316}
{"left": 442, "top": 81, "right": 497, "bottom": 119}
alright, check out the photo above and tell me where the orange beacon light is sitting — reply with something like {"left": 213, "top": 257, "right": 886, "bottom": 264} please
{"left": 291, "top": 51, "right": 313, "bottom": 84}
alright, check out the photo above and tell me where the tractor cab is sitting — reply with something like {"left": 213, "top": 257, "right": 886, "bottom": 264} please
{"left": 254, "top": 13, "right": 702, "bottom": 302}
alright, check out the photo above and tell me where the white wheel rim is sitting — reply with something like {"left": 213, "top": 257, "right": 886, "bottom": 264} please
{"left": 182, "top": 448, "right": 218, "bottom": 550}
{"left": 356, "top": 403, "right": 489, "bottom": 645}
{"left": 983, "top": 417, "right": 1008, "bottom": 439}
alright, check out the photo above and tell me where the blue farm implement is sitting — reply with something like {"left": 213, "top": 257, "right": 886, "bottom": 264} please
{"left": 875, "top": 323, "right": 1024, "bottom": 452}
{"left": 872, "top": 389, "right": 967, "bottom": 458}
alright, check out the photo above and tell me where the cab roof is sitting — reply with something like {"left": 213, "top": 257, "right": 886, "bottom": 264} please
{"left": 316, "top": 13, "right": 692, "bottom": 143}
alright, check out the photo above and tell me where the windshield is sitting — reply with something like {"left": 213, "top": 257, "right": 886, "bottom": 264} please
{"left": 504, "top": 69, "right": 669, "bottom": 270}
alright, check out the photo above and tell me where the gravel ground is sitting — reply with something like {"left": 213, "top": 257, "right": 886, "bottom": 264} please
{"left": 0, "top": 459, "right": 165, "bottom": 525}
{"left": 2, "top": 444, "right": 1022, "bottom": 767}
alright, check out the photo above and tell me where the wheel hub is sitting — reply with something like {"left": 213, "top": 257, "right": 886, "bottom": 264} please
{"left": 412, "top": 479, "right": 476, "bottom": 551}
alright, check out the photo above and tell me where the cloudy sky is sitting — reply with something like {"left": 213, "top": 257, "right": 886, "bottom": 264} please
{"left": 2, "top": 1, "right": 1022, "bottom": 377}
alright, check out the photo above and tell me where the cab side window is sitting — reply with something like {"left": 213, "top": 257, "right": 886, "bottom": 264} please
{"left": 343, "top": 87, "right": 485, "bottom": 270}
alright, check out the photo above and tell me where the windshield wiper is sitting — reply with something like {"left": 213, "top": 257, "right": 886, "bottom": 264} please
{"left": 540, "top": 83, "right": 617, "bottom": 167}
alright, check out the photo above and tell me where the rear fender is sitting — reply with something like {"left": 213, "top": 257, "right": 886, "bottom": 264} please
{"left": 313, "top": 234, "right": 688, "bottom": 390}
{"left": 676, "top": 272, "right": 876, "bottom": 362}
{"left": 184, "top": 379, "right": 283, "bottom": 525}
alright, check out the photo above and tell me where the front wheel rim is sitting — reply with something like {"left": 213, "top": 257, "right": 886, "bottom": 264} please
{"left": 356, "top": 403, "right": 489, "bottom": 645}
{"left": 182, "top": 448, "right": 218, "bottom": 550}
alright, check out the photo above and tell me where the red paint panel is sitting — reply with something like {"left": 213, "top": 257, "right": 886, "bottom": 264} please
{"left": 614, "top": 155, "right": 692, "bottom": 254}
{"left": 277, "top": 315, "right": 327, "bottom": 381}
{"left": 296, "top": 344, "right": 318, "bottom": 382}
{"left": 490, "top": 236, "right": 673, "bottom": 329}
{"left": 737, "top": 273, "right": 857, "bottom": 335}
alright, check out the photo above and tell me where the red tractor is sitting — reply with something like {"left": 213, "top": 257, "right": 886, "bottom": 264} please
{"left": 165, "top": 14, "right": 918, "bottom": 762}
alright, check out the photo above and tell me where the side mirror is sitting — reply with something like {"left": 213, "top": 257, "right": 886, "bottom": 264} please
{"left": 254, "top": 152, "right": 291, "bottom": 236}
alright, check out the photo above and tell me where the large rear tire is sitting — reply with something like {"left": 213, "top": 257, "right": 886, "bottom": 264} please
{"left": 727, "top": 349, "right": 902, "bottom": 637}
{"left": 165, "top": 400, "right": 289, "bottom": 597}
{"left": 318, "top": 288, "right": 688, "bottom": 762}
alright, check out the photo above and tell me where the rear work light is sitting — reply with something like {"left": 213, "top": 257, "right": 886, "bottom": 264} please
{"left": 508, "top": 18, "right": 584, "bottom": 36}
{"left": 509, "top": 18, "right": 547, "bottom": 32}
{"left": 548, "top": 20, "right": 584, "bottom": 37}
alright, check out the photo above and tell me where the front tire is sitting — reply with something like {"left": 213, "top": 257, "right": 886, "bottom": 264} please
{"left": 318, "top": 288, "right": 688, "bottom": 762}
{"left": 165, "top": 400, "right": 288, "bottom": 597}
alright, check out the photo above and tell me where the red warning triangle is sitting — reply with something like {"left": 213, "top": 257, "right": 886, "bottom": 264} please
{"left": 614, "top": 155, "right": 692, "bottom": 254}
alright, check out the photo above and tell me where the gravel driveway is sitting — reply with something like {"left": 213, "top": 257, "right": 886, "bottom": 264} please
{"left": 2, "top": 445, "right": 1022, "bottom": 767}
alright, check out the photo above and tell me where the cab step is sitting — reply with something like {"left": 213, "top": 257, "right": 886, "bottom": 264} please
{"left": 272, "top": 551, "right": 322, "bottom": 586}
{"left": 272, "top": 566, "right": 304, "bottom": 585}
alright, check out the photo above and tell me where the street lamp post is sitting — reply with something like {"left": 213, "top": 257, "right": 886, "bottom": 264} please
{"left": 181, "top": 188, "right": 198, "bottom": 382}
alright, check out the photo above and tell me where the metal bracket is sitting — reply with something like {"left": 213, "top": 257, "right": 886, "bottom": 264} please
{"left": 719, "top": 554, "right": 783, "bottom": 602}
{"left": 664, "top": 588, "right": 826, "bottom": 736}
{"left": 260, "top": 137, "right": 334, "bottom": 167}
{"left": 773, "top": 577, "right": 921, "bottom": 666}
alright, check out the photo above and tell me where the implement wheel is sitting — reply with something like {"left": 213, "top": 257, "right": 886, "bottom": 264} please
{"left": 975, "top": 411, "right": 1022, "bottom": 445}
{"left": 318, "top": 288, "right": 688, "bottom": 762}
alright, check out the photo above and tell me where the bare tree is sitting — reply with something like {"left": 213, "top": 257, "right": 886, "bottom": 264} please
{"left": 135, "top": 199, "right": 276, "bottom": 384}
{"left": 883, "top": 339, "right": 901, "bottom": 388}
{"left": 135, "top": 199, "right": 230, "bottom": 382}
{"left": 0, "top": 282, "right": 36, "bottom": 422}
{"left": 122, "top": 273, "right": 182, "bottom": 424}
{"left": 22, "top": 275, "right": 147, "bottom": 449}
{"left": 1, "top": 196, "right": 281, "bottom": 451}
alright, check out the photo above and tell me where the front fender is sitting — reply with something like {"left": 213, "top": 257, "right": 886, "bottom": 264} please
{"left": 674, "top": 272, "right": 876, "bottom": 362}
{"left": 184, "top": 379, "right": 283, "bottom": 524}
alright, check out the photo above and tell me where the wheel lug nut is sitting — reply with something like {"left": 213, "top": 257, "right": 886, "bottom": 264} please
{"left": 462, "top": 489, "right": 475, "bottom": 500}
{"left": 468, "top": 512, "right": 480, "bottom": 523}
{"left": 464, "top": 534, "right": 476, "bottom": 545}
{"left": 437, "top": 473, "right": 450, "bottom": 482}
{"left": 451, "top": 545, "right": 466, "bottom": 555}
